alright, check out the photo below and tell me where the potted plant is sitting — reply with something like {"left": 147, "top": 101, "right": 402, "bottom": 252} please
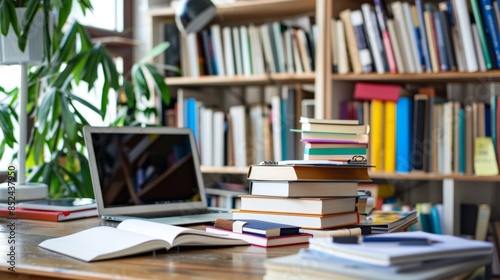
{"left": 0, "top": 0, "right": 170, "bottom": 198}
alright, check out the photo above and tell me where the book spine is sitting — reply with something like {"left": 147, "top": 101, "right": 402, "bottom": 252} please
{"left": 454, "top": 0, "right": 479, "bottom": 72}
{"left": 361, "top": 4, "right": 385, "bottom": 73}
{"left": 373, "top": 0, "right": 398, "bottom": 73}
{"left": 481, "top": 0, "right": 500, "bottom": 68}
{"left": 336, "top": 20, "right": 350, "bottom": 74}
{"left": 370, "top": 100, "right": 384, "bottom": 171}
{"left": 351, "top": 10, "right": 373, "bottom": 73}
{"left": 416, "top": 0, "right": 432, "bottom": 72}
{"left": 471, "top": 0, "right": 494, "bottom": 69}
{"left": 403, "top": 2, "right": 423, "bottom": 73}
{"left": 222, "top": 26, "right": 236, "bottom": 76}
{"left": 340, "top": 9, "right": 363, "bottom": 74}
{"left": 433, "top": 11, "right": 450, "bottom": 71}
{"left": 211, "top": 25, "right": 226, "bottom": 76}
{"left": 384, "top": 101, "right": 396, "bottom": 172}
{"left": 396, "top": 97, "right": 414, "bottom": 172}
{"left": 439, "top": 9, "right": 458, "bottom": 71}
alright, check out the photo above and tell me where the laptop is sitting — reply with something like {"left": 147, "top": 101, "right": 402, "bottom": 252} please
{"left": 83, "top": 126, "right": 232, "bottom": 225}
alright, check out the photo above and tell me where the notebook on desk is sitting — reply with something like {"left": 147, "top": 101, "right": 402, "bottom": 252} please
{"left": 83, "top": 126, "right": 231, "bottom": 225}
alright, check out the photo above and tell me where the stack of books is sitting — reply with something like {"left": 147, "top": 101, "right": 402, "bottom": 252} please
{"left": 264, "top": 231, "right": 494, "bottom": 279}
{"left": 232, "top": 160, "right": 372, "bottom": 229}
{"left": 294, "top": 117, "right": 369, "bottom": 161}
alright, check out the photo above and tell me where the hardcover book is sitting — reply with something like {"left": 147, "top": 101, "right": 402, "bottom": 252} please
{"left": 205, "top": 226, "right": 311, "bottom": 247}
{"left": 247, "top": 163, "right": 371, "bottom": 181}
{"left": 0, "top": 207, "right": 97, "bottom": 222}
{"left": 250, "top": 180, "right": 359, "bottom": 197}
{"left": 213, "top": 219, "right": 300, "bottom": 237}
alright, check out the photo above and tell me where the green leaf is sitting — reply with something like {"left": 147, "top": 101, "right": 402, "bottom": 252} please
{"left": 56, "top": 22, "right": 78, "bottom": 63}
{"left": 145, "top": 64, "right": 170, "bottom": 105}
{"left": 0, "top": 105, "right": 16, "bottom": 147}
{"left": 0, "top": 138, "right": 6, "bottom": 161}
{"left": 101, "top": 80, "right": 109, "bottom": 118}
{"left": 60, "top": 95, "right": 78, "bottom": 143}
{"left": 0, "top": 0, "right": 20, "bottom": 36}
{"left": 52, "top": 51, "right": 89, "bottom": 88}
{"left": 81, "top": 45, "right": 101, "bottom": 87}
{"left": 33, "top": 127, "right": 47, "bottom": 165}
{"left": 58, "top": 0, "right": 73, "bottom": 30}
{"left": 101, "top": 47, "right": 120, "bottom": 89}
{"left": 42, "top": 0, "right": 52, "bottom": 62}
{"left": 18, "top": 0, "right": 41, "bottom": 51}
{"left": 68, "top": 92, "right": 103, "bottom": 117}
{"left": 138, "top": 42, "right": 170, "bottom": 64}
{"left": 132, "top": 65, "right": 150, "bottom": 99}
{"left": 123, "top": 80, "right": 135, "bottom": 108}
{"left": 35, "top": 89, "right": 56, "bottom": 132}
{"left": 77, "top": 0, "right": 93, "bottom": 15}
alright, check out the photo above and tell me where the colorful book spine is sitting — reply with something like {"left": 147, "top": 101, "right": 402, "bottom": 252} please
{"left": 481, "top": 0, "right": 500, "bottom": 68}
{"left": 416, "top": 0, "right": 432, "bottom": 72}
{"left": 373, "top": 0, "right": 397, "bottom": 73}
{"left": 370, "top": 100, "right": 384, "bottom": 171}
{"left": 396, "top": 97, "right": 414, "bottom": 173}
{"left": 304, "top": 148, "right": 367, "bottom": 155}
{"left": 384, "top": 101, "right": 396, "bottom": 172}
{"left": 471, "top": 0, "right": 494, "bottom": 69}
{"left": 350, "top": 10, "right": 373, "bottom": 73}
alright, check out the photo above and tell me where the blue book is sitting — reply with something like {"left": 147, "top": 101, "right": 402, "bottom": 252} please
{"left": 481, "top": 0, "right": 500, "bottom": 68}
{"left": 396, "top": 98, "right": 414, "bottom": 172}
{"left": 185, "top": 98, "right": 199, "bottom": 145}
{"left": 430, "top": 205, "right": 443, "bottom": 234}
{"left": 459, "top": 108, "right": 466, "bottom": 173}
{"left": 492, "top": 95, "right": 497, "bottom": 153}
{"left": 351, "top": 10, "right": 373, "bottom": 73}
{"left": 433, "top": 11, "right": 450, "bottom": 71}
{"left": 486, "top": 105, "right": 492, "bottom": 137}
{"left": 213, "top": 219, "right": 300, "bottom": 237}
{"left": 416, "top": 0, "right": 432, "bottom": 71}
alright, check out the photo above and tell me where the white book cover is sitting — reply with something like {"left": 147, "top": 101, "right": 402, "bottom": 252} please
{"left": 200, "top": 107, "right": 214, "bottom": 166}
{"left": 186, "top": 33, "right": 200, "bottom": 77}
{"left": 452, "top": 0, "right": 478, "bottom": 72}
{"left": 232, "top": 26, "right": 243, "bottom": 75}
{"left": 330, "top": 19, "right": 338, "bottom": 71}
{"left": 272, "top": 22, "right": 286, "bottom": 73}
{"left": 387, "top": 19, "right": 405, "bottom": 73}
{"left": 361, "top": 4, "right": 384, "bottom": 74}
{"left": 229, "top": 105, "right": 248, "bottom": 167}
{"left": 443, "top": 102, "right": 453, "bottom": 174}
{"left": 222, "top": 26, "right": 235, "bottom": 76}
{"left": 213, "top": 111, "right": 225, "bottom": 167}
{"left": 179, "top": 34, "right": 190, "bottom": 77}
{"left": 391, "top": 2, "right": 415, "bottom": 73}
{"left": 239, "top": 25, "right": 252, "bottom": 75}
{"left": 249, "top": 104, "right": 265, "bottom": 164}
{"left": 402, "top": 2, "right": 422, "bottom": 73}
{"left": 271, "top": 95, "right": 282, "bottom": 161}
{"left": 336, "top": 20, "right": 349, "bottom": 74}
{"left": 259, "top": 24, "right": 276, "bottom": 73}
{"left": 296, "top": 29, "right": 312, "bottom": 73}
{"left": 249, "top": 24, "right": 265, "bottom": 75}
{"left": 291, "top": 28, "right": 304, "bottom": 74}
{"left": 210, "top": 24, "right": 226, "bottom": 76}
{"left": 350, "top": 10, "right": 373, "bottom": 73}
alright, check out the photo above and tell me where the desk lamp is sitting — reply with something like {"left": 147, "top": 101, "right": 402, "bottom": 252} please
{"left": 175, "top": 0, "right": 216, "bottom": 35}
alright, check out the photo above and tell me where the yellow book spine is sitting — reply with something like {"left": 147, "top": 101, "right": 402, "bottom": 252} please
{"left": 370, "top": 100, "right": 384, "bottom": 171}
{"left": 384, "top": 101, "right": 396, "bottom": 172}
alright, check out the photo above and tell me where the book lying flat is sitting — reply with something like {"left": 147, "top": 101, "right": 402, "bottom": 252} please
{"left": 239, "top": 195, "right": 357, "bottom": 215}
{"left": 205, "top": 226, "right": 311, "bottom": 247}
{"left": 232, "top": 210, "right": 359, "bottom": 229}
{"left": 358, "top": 210, "right": 418, "bottom": 232}
{"left": 247, "top": 164, "right": 371, "bottom": 181}
{"left": 308, "top": 231, "right": 493, "bottom": 267}
{"left": 0, "top": 207, "right": 97, "bottom": 222}
{"left": 213, "top": 219, "right": 300, "bottom": 237}
{"left": 250, "top": 180, "right": 359, "bottom": 197}
{"left": 38, "top": 219, "right": 248, "bottom": 262}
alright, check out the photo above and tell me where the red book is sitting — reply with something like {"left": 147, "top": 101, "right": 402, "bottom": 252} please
{"left": 353, "top": 83, "right": 401, "bottom": 102}
{"left": 0, "top": 208, "right": 97, "bottom": 222}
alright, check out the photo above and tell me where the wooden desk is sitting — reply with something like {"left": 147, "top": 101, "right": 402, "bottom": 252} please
{"left": 0, "top": 217, "right": 306, "bottom": 279}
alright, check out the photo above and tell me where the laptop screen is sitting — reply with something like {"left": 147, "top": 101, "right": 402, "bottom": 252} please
{"left": 84, "top": 126, "right": 208, "bottom": 217}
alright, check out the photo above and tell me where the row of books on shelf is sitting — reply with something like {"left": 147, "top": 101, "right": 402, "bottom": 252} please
{"left": 340, "top": 82, "right": 500, "bottom": 175}
{"left": 166, "top": 87, "right": 302, "bottom": 167}
{"left": 163, "top": 15, "right": 316, "bottom": 78}
{"left": 336, "top": 0, "right": 500, "bottom": 74}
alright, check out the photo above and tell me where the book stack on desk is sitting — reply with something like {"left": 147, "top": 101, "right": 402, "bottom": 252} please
{"left": 264, "top": 231, "right": 494, "bottom": 279}
{"left": 234, "top": 160, "right": 372, "bottom": 229}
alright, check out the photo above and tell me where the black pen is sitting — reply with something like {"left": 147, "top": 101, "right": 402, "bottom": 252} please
{"left": 332, "top": 236, "right": 433, "bottom": 245}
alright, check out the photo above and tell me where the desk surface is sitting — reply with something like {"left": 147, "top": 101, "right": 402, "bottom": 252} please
{"left": 0, "top": 217, "right": 306, "bottom": 279}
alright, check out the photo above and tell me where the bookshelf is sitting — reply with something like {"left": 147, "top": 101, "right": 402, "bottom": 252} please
{"left": 148, "top": 0, "right": 500, "bottom": 235}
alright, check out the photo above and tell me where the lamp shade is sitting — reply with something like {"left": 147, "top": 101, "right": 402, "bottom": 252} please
{"left": 175, "top": 0, "right": 216, "bottom": 35}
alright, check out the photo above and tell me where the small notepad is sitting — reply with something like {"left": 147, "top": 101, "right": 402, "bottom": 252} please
{"left": 474, "top": 137, "right": 499, "bottom": 176}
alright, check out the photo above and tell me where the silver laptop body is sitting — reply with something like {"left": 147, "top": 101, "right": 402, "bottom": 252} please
{"left": 83, "top": 126, "right": 231, "bottom": 225}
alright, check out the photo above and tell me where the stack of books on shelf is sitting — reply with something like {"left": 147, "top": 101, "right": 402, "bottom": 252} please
{"left": 341, "top": 82, "right": 500, "bottom": 175}
{"left": 334, "top": 0, "right": 500, "bottom": 74}
{"left": 232, "top": 159, "right": 372, "bottom": 230}
{"left": 264, "top": 231, "right": 494, "bottom": 279}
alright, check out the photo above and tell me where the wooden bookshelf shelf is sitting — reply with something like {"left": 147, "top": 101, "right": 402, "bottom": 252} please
{"left": 332, "top": 70, "right": 500, "bottom": 83}
{"left": 149, "top": 0, "right": 315, "bottom": 24}
{"left": 370, "top": 172, "right": 500, "bottom": 182}
{"left": 165, "top": 73, "right": 315, "bottom": 86}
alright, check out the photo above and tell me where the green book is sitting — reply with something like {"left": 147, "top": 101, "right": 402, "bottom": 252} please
{"left": 470, "top": 0, "right": 493, "bottom": 69}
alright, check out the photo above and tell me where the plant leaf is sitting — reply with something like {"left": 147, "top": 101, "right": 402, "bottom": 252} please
{"left": 145, "top": 64, "right": 170, "bottom": 105}
{"left": 68, "top": 92, "right": 103, "bottom": 117}
{"left": 132, "top": 64, "right": 150, "bottom": 99}
{"left": 0, "top": 0, "right": 20, "bottom": 36}
{"left": 58, "top": 0, "right": 73, "bottom": 30}
{"left": 138, "top": 42, "right": 170, "bottom": 64}
{"left": 18, "top": 0, "right": 41, "bottom": 51}
{"left": 0, "top": 104, "right": 16, "bottom": 147}
{"left": 60, "top": 94, "right": 78, "bottom": 143}
{"left": 35, "top": 89, "right": 56, "bottom": 132}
